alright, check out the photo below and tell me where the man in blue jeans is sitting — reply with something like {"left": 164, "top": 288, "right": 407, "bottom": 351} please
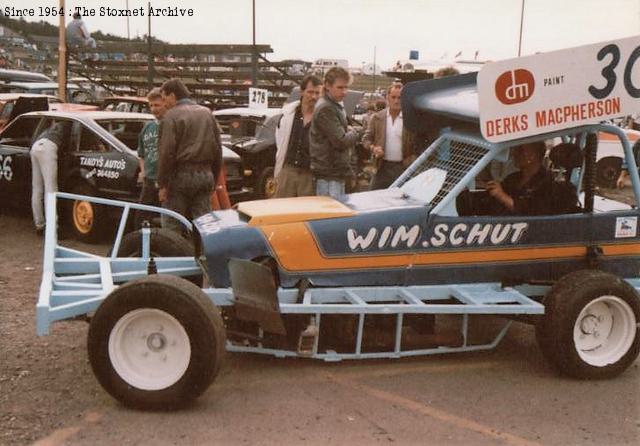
{"left": 309, "top": 67, "right": 359, "bottom": 199}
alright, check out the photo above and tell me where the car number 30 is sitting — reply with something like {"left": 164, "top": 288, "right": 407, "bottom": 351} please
{"left": 0, "top": 155, "right": 13, "bottom": 181}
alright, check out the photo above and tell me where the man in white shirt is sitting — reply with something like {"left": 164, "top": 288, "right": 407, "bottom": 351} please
{"left": 66, "top": 12, "right": 97, "bottom": 50}
{"left": 362, "top": 84, "right": 417, "bottom": 190}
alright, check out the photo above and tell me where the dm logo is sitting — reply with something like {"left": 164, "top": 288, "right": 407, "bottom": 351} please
{"left": 495, "top": 69, "right": 535, "bottom": 105}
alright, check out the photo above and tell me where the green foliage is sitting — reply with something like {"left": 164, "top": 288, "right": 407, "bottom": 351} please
{"left": 0, "top": 13, "right": 165, "bottom": 43}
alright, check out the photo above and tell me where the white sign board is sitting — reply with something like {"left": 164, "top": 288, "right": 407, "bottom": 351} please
{"left": 248, "top": 87, "right": 268, "bottom": 110}
{"left": 478, "top": 36, "right": 640, "bottom": 143}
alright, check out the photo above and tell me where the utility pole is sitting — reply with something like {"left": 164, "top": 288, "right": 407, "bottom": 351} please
{"left": 251, "top": 0, "right": 258, "bottom": 87}
{"left": 58, "top": 0, "right": 66, "bottom": 101}
{"left": 126, "top": 0, "right": 131, "bottom": 40}
{"left": 147, "top": 1, "right": 153, "bottom": 90}
{"left": 518, "top": 0, "right": 525, "bottom": 57}
{"left": 372, "top": 46, "right": 377, "bottom": 93}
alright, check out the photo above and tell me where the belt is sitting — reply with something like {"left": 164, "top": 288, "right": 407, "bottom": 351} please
{"left": 177, "top": 162, "right": 211, "bottom": 171}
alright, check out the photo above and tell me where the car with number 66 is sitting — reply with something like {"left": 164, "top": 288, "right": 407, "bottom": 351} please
{"left": 0, "top": 111, "right": 248, "bottom": 242}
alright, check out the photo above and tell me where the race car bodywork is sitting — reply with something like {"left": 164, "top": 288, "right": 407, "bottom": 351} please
{"left": 195, "top": 126, "right": 639, "bottom": 291}
{"left": 35, "top": 40, "right": 640, "bottom": 409}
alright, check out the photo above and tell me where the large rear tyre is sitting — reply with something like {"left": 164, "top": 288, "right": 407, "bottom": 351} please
{"left": 536, "top": 270, "right": 640, "bottom": 379}
{"left": 88, "top": 275, "right": 225, "bottom": 410}
{"left": 116, "top": 228, "right": 201, "bottom": 286}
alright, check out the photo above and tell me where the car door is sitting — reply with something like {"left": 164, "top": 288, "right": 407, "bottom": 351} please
{"left": 0, "top": 115, "right": 42, "bottom": 207}
{"left": 66, "top": 121, "right": 136, "bottom": 199}
{"left": 302, "top": 204, "right": 428, "bottom": 286}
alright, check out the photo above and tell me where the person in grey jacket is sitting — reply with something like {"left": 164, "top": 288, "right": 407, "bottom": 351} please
{"left": 309, "top": 67, "right": 359, "bottom": 198}
{"left": 158, "top": 78, "right": 222, "bottom": 233}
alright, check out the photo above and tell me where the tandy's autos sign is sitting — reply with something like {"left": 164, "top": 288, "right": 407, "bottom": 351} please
{"left": 478, "top": 36, "right": 640, "bottom": 143}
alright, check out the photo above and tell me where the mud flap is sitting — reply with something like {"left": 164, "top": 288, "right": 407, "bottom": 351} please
{"left": 228, "top": 258, "right": 286, "bottom": 335}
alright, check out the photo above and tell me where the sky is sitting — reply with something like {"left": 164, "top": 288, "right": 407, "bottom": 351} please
{"left": 3, "top": 0, "right": 640, "bottom": 69}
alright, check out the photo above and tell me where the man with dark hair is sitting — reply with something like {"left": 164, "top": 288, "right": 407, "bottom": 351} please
{"left": 135, "top": 88, "right": 165, "bottom": 227}
{"left": 157, "top": 78, "right": 222, "bottom": 233}
{"left": 363, "top": 83, "right": 417, "bottom": 190}
{"left": 274, "top": 74, "right": 322, "bottom": 197}
{"left": 309, "top": 67, "right": 359, "bottom": 198}
{"left": 486, "top": 141, "right": 554, "bottom": 215}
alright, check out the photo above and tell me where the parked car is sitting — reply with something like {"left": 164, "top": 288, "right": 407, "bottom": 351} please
{"left": 34, "top": 69, "right": 640, "bottom": 410}
{"left": 0, "top": 68, "right": 52, "bottom": 83}
{"left": 0, "top": 82, "right": 92, "bottom": 103}
{"left": 0, "top": 111, "right": 248, "bottom": 241}
{"left": 0, "top": 94, "right": 98, "bottom": 131}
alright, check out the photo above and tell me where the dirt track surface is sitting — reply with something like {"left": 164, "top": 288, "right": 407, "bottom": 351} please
{"left": 1, "top": 190, "right": 639, "bottom": 446}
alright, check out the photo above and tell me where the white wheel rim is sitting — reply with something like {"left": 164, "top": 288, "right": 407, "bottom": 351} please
{"left": 109, "top": 308, "right": 191, "bottom": 390}
{"left": 573, "top": 296, "right": 637, "bottom": 367}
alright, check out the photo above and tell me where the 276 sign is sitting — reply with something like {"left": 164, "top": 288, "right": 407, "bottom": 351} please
{"left": 248, "top": 87, "right": 269, "bottom": 110}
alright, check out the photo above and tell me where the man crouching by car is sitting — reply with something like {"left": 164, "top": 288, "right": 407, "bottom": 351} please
{"left": 157, "top": 78, "right": 222, "bottom": 233}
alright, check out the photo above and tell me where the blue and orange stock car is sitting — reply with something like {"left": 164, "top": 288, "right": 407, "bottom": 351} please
{"left": 37, "top": 44, "right": 640, "bottom": 410}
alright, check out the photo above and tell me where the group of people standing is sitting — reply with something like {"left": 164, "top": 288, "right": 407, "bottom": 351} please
{"left": 29, "top": 70, "right": 418, "bottom": 234}
{"left": 273, "top": 67, "right": 418, "bottom": 200}
{"left": 138, "top": 78, "right": 223, "bottom": 233}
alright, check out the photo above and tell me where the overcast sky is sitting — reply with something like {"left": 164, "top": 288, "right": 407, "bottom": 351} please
{"left": 6, "top": 0, "right": 640, "bottom": 68}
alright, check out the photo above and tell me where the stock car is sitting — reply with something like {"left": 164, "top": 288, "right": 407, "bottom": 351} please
{"left": 213, "top": 107, "right": 282, "bottom": 198}
{"left": 35, "top": 58, "right": 640, "bottom": 409}
{"left": 0, "top": 111, "right": 248, "bottom": 241}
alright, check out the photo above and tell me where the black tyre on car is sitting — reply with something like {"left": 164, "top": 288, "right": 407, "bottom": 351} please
{"left": 116, "top": 228, "right": 202, "bottom": 286}
{"left": 536, "top": 269, "right": 640, "bottom": 379}
{"left": 256, "top": 166, "right": 276, "bottom": 199}
{"left": 87, "top": 275, "right": 225, "bottom": 410}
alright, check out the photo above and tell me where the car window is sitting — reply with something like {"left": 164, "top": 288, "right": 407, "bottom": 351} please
{"left": 0, "top": 116, "right": 41, "bottom": 147}
{"left": 396, "top": 139, "right": 489, "bottom": 208}
{"left": 0, "top": 101, "right": 14, "bottom": 120}
{"left": 78, "top": 127, "right": 109, "bottom": 153}
{"left": 96, "top": 119, "right": 149, "bottom": 150}
{"left": 36, "top": 118, "right": 73, "bottom": 152}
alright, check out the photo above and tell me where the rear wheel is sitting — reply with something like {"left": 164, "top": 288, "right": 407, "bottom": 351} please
{"left": 116, "top": 228, "right": 201, "bottom": 286}
{"left": 87, "top": 275, "right": 225, "bottom": 410}
{"left": 536, "top": 270, "right": 640, "bottom": 379}
{"left": 66, "top": 183, "right": 108, "bottom": 243}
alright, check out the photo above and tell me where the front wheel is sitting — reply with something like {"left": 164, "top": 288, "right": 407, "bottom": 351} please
{"left": 87, "top": 275, "right": 225, "bottom": 410}
{"left": 536, "top": 270, "right": 640, "bottom": 379}
{"left": 256, "top": 166, "right": 276, "bottom": 199}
